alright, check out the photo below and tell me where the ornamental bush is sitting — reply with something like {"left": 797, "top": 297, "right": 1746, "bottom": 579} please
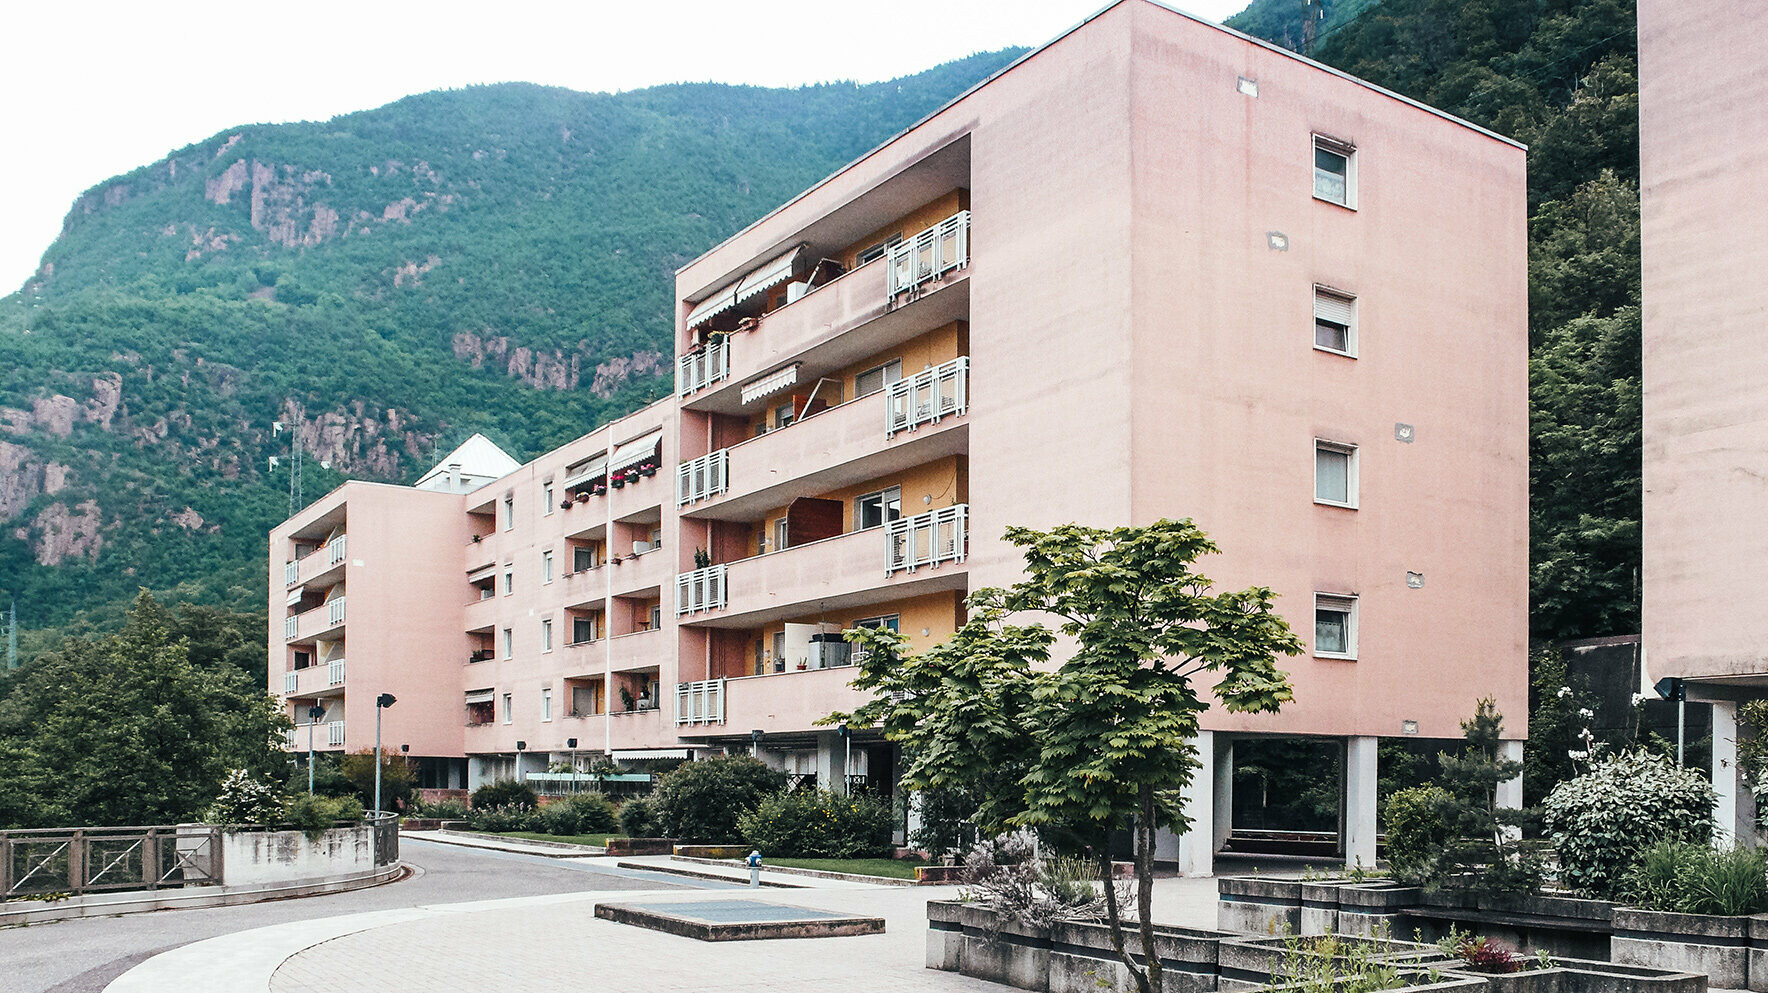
{"left": 283, "top": 793, "right": 366, "bottom": 840}
{"left": 542, "top": 793, "right": 618, "bottom": 835}
{"left": 1542, "top": 750, "right": 1715, "bottom": 898}
{"left": 652, "top": 756, "right": 785, "bottom": 843}
{"left": 471, "top": 779, "right": 538, "bottom": 810}
{"left": 467, "top": 803, "right": 535, "bottom": 833}
{"left": 1381, "top": 786, "right": 1455, "bottom": 885}
{"left": 737, "top": 788, "right": 892, "bottom": 858}
{"left": 206, "top": 769, "right": 284, "bottom": 825}
{"left": 619, "top": 796, "right": 660, "bottom": 838}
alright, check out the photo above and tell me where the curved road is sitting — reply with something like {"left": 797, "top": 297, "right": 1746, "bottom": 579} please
{"left": 2, "top": 839, "right": 721, "bottom": 993}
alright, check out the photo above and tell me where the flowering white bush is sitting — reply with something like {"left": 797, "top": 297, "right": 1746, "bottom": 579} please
{"left": 1542, "top": 750, "right": 1714, "bottom": 898}
{"left": 205, "top": 769, "right": 284, "bottom": 825}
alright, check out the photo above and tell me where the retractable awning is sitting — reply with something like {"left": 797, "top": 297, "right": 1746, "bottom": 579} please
{"left": 285, "top": 587, "right": 305, "bottom": 607}
{"left": 609, "top": 430, "right": 663, "bottom": 474}
{"left": 684, "top": 246, "right": 803, "bottom": 330}
{"left": 611, "top": 748, "right": 696, "bottom": 760}
{"left": 741, "top": 363, "right": 800, "bottom": 405}
{"left": 464, "top": 689, "right": 495, "bottom": 705}
{"left": 562, "top": 454, "right": 608, "bottom": 489}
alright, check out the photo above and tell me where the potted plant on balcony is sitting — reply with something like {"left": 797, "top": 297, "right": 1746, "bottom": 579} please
{"left": 620, "top": 687, "right": 635, "bottom": 712}
{"left": 638, "top": 462, "right": 657, "bottom": 477}
{"left": 694, "top": 547, "right": 712, "bottom": 570}
{"left": 560, "top": 499, "right": 574, "bottom": 510}
{"left": 611, "top": 472, "right": 626, "bottom": 489}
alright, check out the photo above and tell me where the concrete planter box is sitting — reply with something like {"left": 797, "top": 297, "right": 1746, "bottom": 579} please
{"left": 1220, "top": 876, "right": 1304, "bottom": 935}
{"left": 673, "top": 844, "right": 749, "bottom": 859}
{"left": 605, "top": 837, "right": 675, "bottom": 856}
{"left": 1613, "top": 909, "right": 1751, "bottom": 991}
{"left": 1048, "top": 918, "right": 1226, "bottom": 993}
{"left": 1218, "top": 934, "right": 1437, "bottom": 991}
{"left": 1302, "top": 880, "right": 1359, "bottom": 936}
{"left": 1336, "top": 883, "right": 1425, "bottom": 937}
{"left": 927, "top": 900, "right": 1227, "bottom": 993}
{"left": 1255, "top": 973, "right": 1486, "bottom": 993}
{"left": 1407, "top": 891, "right": 1616, "bottom": 961}
{"left": 219, "top": 824, "right": 376, "bottom": 886}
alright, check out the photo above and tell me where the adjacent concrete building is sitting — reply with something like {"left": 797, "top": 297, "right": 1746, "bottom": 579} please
{"left": 269, "top": 0, "right": 1529, "bottom": 870}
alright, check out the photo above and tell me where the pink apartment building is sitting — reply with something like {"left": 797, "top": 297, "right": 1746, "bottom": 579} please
{"left": 270, "top": 0, "right": 1528, "bottom": 871}
{"left": 1640, "top": 0, "right": 1768, "bottom": 840}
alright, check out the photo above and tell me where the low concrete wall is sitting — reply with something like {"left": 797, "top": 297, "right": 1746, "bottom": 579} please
{"left": 1613, "top": 909, "right": 1751, "bottom": 992}
{"left": 222, "top": 825, "right": 376, "bottom": 886}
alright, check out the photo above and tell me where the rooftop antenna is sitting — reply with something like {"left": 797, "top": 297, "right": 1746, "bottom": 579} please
{"left": 1303, "top": 0, "right": 1324, "bottom": 53}
{"left": 274, "top": 415, "right": 303, "bottom": 516}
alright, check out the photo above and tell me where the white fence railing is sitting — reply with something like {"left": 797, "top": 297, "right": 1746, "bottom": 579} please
{"left": 327, "top": 721, "right": 346, "bottom": 746}
{"left": 677, "top": 450, "right": 729, "bottom": 507}
{"left": 887, "top": 356, "right": 969, "bottom": 437}
{"left": 283, "top": 561, "right": 298, "bottom": 586}
{"left": 887, "top": 210, "right": 970, "bottom": 297}
{"left": 283, "top": 672, "right": 298, "bottom": 695}
{"left": 675, "top": 565, "right": 727, "bottom": 615}
{"left": 327, "top": 535, "right": 347, "bottom": 566}
{"left": 886, "top": 504, "right": 969, "bottom": 575}
{"left": 327, "top": 597, "right": 346, "bottom": 626}
{"left": 283, "top": 616, "right": 298, "bottom": 641}
{"left": 678, "top": 337, "right": 730, "bottom": 396}
{"left": 327, "top": 658, "right": 346, "bottom": 687}
{"left": 675, "top": 678, "right": 726, "bottom": 726}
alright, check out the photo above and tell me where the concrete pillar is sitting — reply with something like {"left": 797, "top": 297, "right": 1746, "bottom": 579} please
{"left": 1344, "top": 736, "right": 1379, "bottom": 871}
{"left": 1496, "top": 739, "right": 1524, "bottom": 842}
{"left": 1214, "top": 737, "right": 1235, "bottom": 851}
{"left": 816, "top": 731, "right": 847, "bottom": 793}
{"left": 1713, "top": 700, "right": 1741, "bottom": 844}
{"left": 1177, "top": 730, "right": 1215, "bottom": 876}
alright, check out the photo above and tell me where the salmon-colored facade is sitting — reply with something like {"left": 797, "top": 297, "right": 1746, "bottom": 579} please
{"left": 270, "top": 0, "right": 1528, "bottom": 870}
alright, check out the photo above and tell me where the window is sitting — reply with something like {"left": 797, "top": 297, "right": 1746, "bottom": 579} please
{"left": 647, "top": 604, "right": 663, "bottom": 631}
{"left": 293, "top": 650, "right": 311, "bottom": 670}
{"left": 851, "top": 614, "right": 901, "bottom": 661}
{"left": 774, "top": 517, "right": 789, "bottom": 552}
{"left": 502, "top": 692, "right": 513, "bottom": 724}
{"left": 503, "top": 571, "right": 513, "bottom": 596}
{"left": 854, "top": 359, "right": 903, "bottom": 399}
{"left": 502, "top": 627, "right": 513, "bottom": 659}
{"left": 1314, "top": 441, "right": 1358, "bottom": 507}
{"left": 542, "top": 687, "right": 553, "bottom": 722}
{"left": 1314, "top": 594, "right": 1358, "bottom": 659}
{"left": 543, "top": 550, "right": 554, "bottom": 584}
{"left": 1313, "top": 135, "right": 1355, "bottom": 207}
{"left": 856, "top": 232, "right": 902, "bottom": 266}
{"left": 1314, "top": 288, "right": 1357, "bottom": 356}
{"left": 772, "top": 630, "right": 786, "bottom": 672}
{"left": 573, "top": 615, "right": 599, "bottom": 645}
{"left": 856, "top": 486, "right": 903, "bottom": 530}
{"left": 571, "top": 682, "right": 602, "bottom": 717}
{"left": 503, "top": 494, "right": 514, "bottom": 531}
{"left": 542, "top": 618, "right": 554, "bottom": 653}
{"left": 543, "top": 483, "right": 554, "bottom": 516}
{"left": 573, "top": 545, "right": 599, "bottom": 572}
{"left": 757, "top": 529, "right": 769, "bottom": 556}
{"left": 649, "top": 527, "right": 663, "bottom": 550}
{"left": 774, "top": 402, "right": 795, "bottom": 430}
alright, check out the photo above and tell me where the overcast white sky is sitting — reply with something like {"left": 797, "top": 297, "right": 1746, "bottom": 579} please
{"left": 0, "top": 0, "right": 1248, "bottom": 292}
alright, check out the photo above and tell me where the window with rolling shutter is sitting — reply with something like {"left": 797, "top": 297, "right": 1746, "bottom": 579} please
{"left": 1314, "top": 288, "right": 1357, "bottom": 356}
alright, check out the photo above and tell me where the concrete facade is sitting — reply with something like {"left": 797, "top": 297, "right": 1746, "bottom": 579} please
{"left": 269, "top": 0, "right": 1528, "bottom": 867}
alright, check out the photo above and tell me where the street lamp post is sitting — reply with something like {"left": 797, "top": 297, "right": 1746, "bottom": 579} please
{"left": 306, "top": 704, "right": 326, "bottom": 794}
{"left": 374, "top": 693, "right": 397, "bottom": 813}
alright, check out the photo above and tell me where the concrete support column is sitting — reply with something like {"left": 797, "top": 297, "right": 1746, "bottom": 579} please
{"left": 1344, "top": 736, "right": 1379, "bottom": 871}
{"left": 1713, "top": 700, "right": 1741, "bottom": 844}
{"left": 1496, "top": 739, "right": 1524, "bottom": 841}
{"left": 1213, "top": 737, "right": 1235, "bottom": 851}
{"left": 1176, "top": 730, "right": 1215, "bottom": 877}
{"left": 816, "top": 731, "right": 847, "bottom": 793}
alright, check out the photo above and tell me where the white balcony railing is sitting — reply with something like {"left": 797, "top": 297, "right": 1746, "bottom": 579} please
{"left": 676, "top": 565, "right": 727, "bottom": 615}
{"left": 678, "top": 336, "right": 730, "bottom": 396}
{"left": 327, "top": 597, "right": 347, "bottom": 626}
{"left": 285, "top": 728, "right": 299, "bottom": 747}
{"left": 283, "top": 672, "right": 298, "bottom": 695}
{"left": 327, "top": 721, "right": 346, "bottom": 746}
{"left": 327, "top": 658, "right": 346, "bottom": 687}
{"left": 886, "top": 504, "right": 969, "bottom": 575}
{"left": 677, "top": 450, "right": 729, "bottom": 507}
{"left": 886, "top": 356, "right": 969, "bottom": 437}
{"left": 283, "top": 616, "right": 298, "bottom": 641}
{"left": 886, "top": 210, "right": 970, "bottom": 298}
{"left": 283, "top": 561, "right": 298, "bottom": 586}
{"left": 675, "top": 678, "right": 726, "bottom": 726}
{"left": 327, "top": 534, "right": 347, "bottom": 566}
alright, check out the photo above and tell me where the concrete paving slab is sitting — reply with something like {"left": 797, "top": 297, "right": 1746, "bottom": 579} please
{"left": 595, "top": 897, "right": 885, "bottom": 940}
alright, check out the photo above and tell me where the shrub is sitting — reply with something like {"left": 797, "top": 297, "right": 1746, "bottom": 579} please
{"left": 206, "top": 769, "right": 283, "bottom": 825}
{"left": 652, "top": 756, "right": 785, "bottom": 843}
{"left": 1542, "top": 750, "right": 1716, "bottom": 897}
{"left": 339, "top": 749, "right": 417, "bottom": 812}
{"left": 414, "top": 797, "right": 470, "bottom": 820}
{"left": 553, "top": 792, "right": 618, "bottom": 834}
{"left": 1437, "top": 926, "right": 1523, "bottom": 974}
{"left": 738, "top": 788, "right": 893, "bottom": 858}
{"left": 284, "top": 793, "right": 366, "bottom": 840}
{"left": 619, "top": 796, "right": 659, "bottom": 837}
{"left": 1382, "top": 786, "right": 1455, "bottom": 885}
{"left": 959, "top": 835, "right": 1126, "bottom": 935}
{"left": 911, "top": 786, "right": 980, "bottom": 858}
{"left": 1622, "top": 841, "right": 1768, "bottom": 916}
{"left": 467, "top": 803, "right": 535, "bottom": 833}
{"left": 471, "top": 779, "right": 538, "bottom": 810}
{"left": 536, "top": 801, "right": 582, "bottom": 836}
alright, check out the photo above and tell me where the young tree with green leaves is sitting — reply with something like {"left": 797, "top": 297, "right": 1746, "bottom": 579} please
{"left": 831, "top": 519, "right": 1301, "bottom": 993}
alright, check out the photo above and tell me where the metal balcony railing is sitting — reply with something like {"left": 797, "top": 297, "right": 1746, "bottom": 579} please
{"left": 675, "top": 565, "right": 727, "bottom": 615}
{"left": 327, "top": 658, "right": 346, "bottom": 687}
{"left": 678, "top": 336, "right": 729, "bottom": 396}
{"left": 283, "top": 672, "right": 298, "bottom": 695}
{"left": 327, "top": 597, "right": 346, "bottom": 626}
{"left": 886, "top": 356, "right": 969, "bottom": 437}
{"left": 676, "top": 450, "right": 729, "bottom": 507}
{"left": 327, "top": 721, "right": 346, "bottom": 747}
{"left": 675, "top": 678, "right": 726, "bottom": 726}
{"left": 886, "top": 504, "right": 969, "bottom": 575}
{"left": 886, "top": 210, "right": 970, "bottom": 297}
{"left": 327, "top": 534, "right": 347, "bottom": 566}
{"left": 283, "top": 561, "right": 298, "bottom": 586}
{"left": 283, "top": 616, "right": 298, "bottom": 641}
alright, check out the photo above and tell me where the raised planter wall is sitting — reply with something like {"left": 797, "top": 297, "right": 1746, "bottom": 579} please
{"left": 220, "top": 824, "right": 376, "bottom": 886}
{"left": 927, "top": 900, "right": 1225, "bottom": 993}
{"left": 1612, "top": 909, "right": 1752, "bottom": 992}
{"left": 1218, "top": 876, "right": 1302, "bottom": 936}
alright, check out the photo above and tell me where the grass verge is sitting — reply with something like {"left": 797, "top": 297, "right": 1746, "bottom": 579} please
{"left": 762, "top": 857, "right": 928, "bottom": 879}
{"left": 492, "top": 831, "right": 618, "bottom": 847}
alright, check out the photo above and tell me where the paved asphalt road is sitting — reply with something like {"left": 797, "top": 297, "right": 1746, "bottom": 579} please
{"left": 0, "top": 838, "right": 723, "bottom": 993}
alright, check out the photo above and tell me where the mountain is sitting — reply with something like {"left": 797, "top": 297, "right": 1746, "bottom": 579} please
{"left": 0, "top": 52, "right": 1025, "bottom": 639}
{"left": 1229, "top": 0, "right": 1643, "bottom": 642}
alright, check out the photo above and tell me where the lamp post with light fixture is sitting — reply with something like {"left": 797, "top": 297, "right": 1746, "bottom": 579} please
{"left": 374, "top": 693, "right": 397, "bottom": 813}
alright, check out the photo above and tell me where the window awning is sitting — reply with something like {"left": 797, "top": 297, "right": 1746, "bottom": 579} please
{"left": 741, "top": 363, "right": 801, "bottom": 405}
{"left": 684, "top": 246, "right": 803, "bottom": 330}
{"left": 563, "top": 454, "right": 608, "bottom": 489}
{"left": 609, "top": 430, "right": 663, "bottom": 473}
{"left": 464, "top": 689, "right": 495, "bottom": 705}
{"left": 611, "top": 748, "right": 696, "bottom": 760}
{"left": 285, "top": 587, "right": 305, "bottom": 607}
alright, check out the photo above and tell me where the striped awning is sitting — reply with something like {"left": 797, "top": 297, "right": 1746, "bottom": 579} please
{"left": 611, "top": 748, "right": 696, "bottom": 760}
{"left": 609, "top": 430, "right": 663, "bottom": 473}
{"left": 741, "top": 363, "right": 800, "bottom": 405}
{"left": 563, "top": 454, "right": 608, "bottom": 489}
{"left": 285, "top": 586, "right": 305, "bottom": 607}
{"left": 684, "top": 246, "right": 803, "bottom": 329}
{"left": 464, "top": 689, "right": 495, "bottom": 705}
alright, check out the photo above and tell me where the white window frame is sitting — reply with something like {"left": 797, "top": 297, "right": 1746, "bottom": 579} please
{"left": 1314, "top": 286, "right": 1358, "bottom": 357}
{"left": 855, "top": 232, "right": 902, "bottom": 267}
{"left": 572, "top": 614, "right": 599, "bottom": 645}
{"left": 774, "top": 517, "right": 789, "bottom": 552}
{"left": 543, "top": 481, "right": 554, "bottom": 516}
{"left": 541, "top": 687, "right": 553, "bottom": 722}
{"left": 543, "top": 549, "right": 554, "bottom": 584}
{"left": 502, "top": 692, "right": 513, "bottom": 724}
{"left": 542, "top": 618, "right": 554, "bottom": 653}
{"left": 503, "top": 571, "right": 514, "bottom": 596}
{"left": 1313, "top": 134, "right": 1356, "bottom": 209}
{"left": 855, "top": 486, "right": 903, "bottom": 531}
{"left": 502, "top": 627, "right": 513, "bottom": 659}
{"left": 854, "top": 358, "right": 903, "bottom": 399}
{"left": 503, "top": 493, "right": 515, "bottom": 531}
{"left": 1314, "top": 593, "right": 1359, "bottom": 660}
{"left": 1314, "top": 440, "right": 1358, "bottom": 509}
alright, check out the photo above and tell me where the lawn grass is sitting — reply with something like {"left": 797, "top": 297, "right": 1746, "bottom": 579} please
{"left": 762, "top": 857, "right": 928, "bottom": 879}
{"left": 494, "top": 831, "right": 618, "bottom": 847}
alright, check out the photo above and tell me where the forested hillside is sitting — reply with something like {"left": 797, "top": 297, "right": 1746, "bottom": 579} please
{"left": 0, "top": 53, "right": 1022, "bottom": 646}
{"left": 1229, "top": 0, "right": 1642, "bottom": 641}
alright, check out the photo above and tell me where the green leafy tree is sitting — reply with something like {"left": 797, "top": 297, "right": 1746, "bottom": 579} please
{"left": 652, "top": 755, "right": 786, "bottom": 843}
{"left": 339, "top": 749, "right": 418, "bottom": 812}
{"left": 832, "top": 519, "right": 1300, "bottom": 993}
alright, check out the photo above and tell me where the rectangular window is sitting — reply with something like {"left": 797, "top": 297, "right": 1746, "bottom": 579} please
{"left": 503, "top": 571, "right": 513, "bottom": 596}
{"left": 571, "top": 683, "right": 602, "bottom": 717}
{"left": 542, "top": 687, "right": 552, "bottom": 722}
{"left": 502, "top": 692, "right": 513, "bottom": 724}
{"left": 1314, "top": 288, "right": 1357, "bottom": 356}
{"left": 856, "top": 232, "right": 902, "bottom": 266}
{"left": 1314, "top": 594, "right": 1358, "bottom": 659}
{"left": 772, "top": 630, "right": 786, "bottom": 672}
{"left": 543, "top": 483, "right": 554, "bottom": 516}
{"left": 856, "top": 486, "right": 903, "bottom": 531}
{"left": 1313, "top": 135, "right": 1356, "bottom": 207}
{"left": 1314, "top": 441, "right": 1358, "bottom": 507}
{"left": 543, "top": 550, "right": 554, "bottom": 584}
{"left": 542, "top": 618, "right": 554, "bottom": 652}
{"left": 854, "top": 359, "right": 903, "bottom": 399}
{"left": 854, "top": 614, "right": 901, "bottom": 632}
{"left": 503, "top": 494, "right": 514, "bottom": 531}
{"left": 573, "top": 545, "right": 599, "bottom": 572}
{"left": 648, "top": 604, "right": 663, "bottom": 630}
{"left": 573, "top": 615, "right": 598, "bottom": 645}
{"left": 774, "top": 402, "right": 795, "bottom": 430}
{"left": 502, "top": 627, "right": 513, "bottom": 659}
{"left": 775, "top": 517, "right": 789, "bottom": 552}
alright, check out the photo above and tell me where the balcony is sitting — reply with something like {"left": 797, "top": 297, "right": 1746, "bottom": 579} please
{"left": 886, "top": 211, "right": 970, "bottom": 298}
{"left": 677, "top": 666, "right": 869, "bottom": 736}
{"left": 675, "top": 679, "right": 726, "bottom": 726}
{"left": 606, "top": 704, "right": 673, "bottom": 749}
{"left": 463, "top": 593, "right": 498, "bottom": 634}
{"left": 286, "top": 720, "right": 346, "bottom": 750}
{"left": 678, "top": 336, "right": 729, "bottom": 397}
{"left": 287, "top": 661, "right": 345, "bottom": 698}
{"left": 886, "top": 357, "right": 968, "bottom": 437}
{"left": 680, "top": 368, "right": 969, "bottom": 523}
{"left": 679, "top": 509, "right": 968, "bottom": 628}
{"left": 609, "top": 628, "right": 667, "bottom": 674}
{"left": 677, "top": 450, "right": 729, "bottom": 507}
{"left": 294, "top": 535, "right": 347, "bottom": 588}
{"left": 328, "top": 658, "right": 346, "bottom": 687}
{"left": 287, "top": 598, "right": 346, "bottom": 643}
{"left": 610, "top": 547, "right": 671, "bottom": 599}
